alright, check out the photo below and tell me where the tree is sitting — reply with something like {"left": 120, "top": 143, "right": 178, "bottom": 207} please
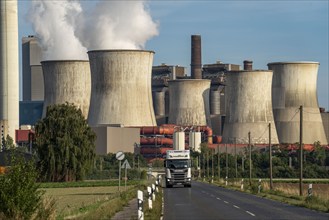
{"left": 0, "top": 153, "right": 43, "bottom": 219}
{"left": 1, "top": 134, "right": 15, "bottom": 151}
{"left": 35, "top": 103, "right": 96, "bottom": 182}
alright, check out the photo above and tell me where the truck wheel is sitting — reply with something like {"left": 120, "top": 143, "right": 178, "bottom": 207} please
{"left": 166, "top": 183, "right": 172, "bottom": 188}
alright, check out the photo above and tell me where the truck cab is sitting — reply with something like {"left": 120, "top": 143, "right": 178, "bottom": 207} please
{"left": 164, "top": 150, "right": 192, "bottom": 188}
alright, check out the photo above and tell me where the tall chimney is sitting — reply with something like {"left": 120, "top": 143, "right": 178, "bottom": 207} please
{"left": 191, "top": 35, "right": 202, "bottom": 79}
{"left": 243, "top": 60, "right": 253, "bottom": 70}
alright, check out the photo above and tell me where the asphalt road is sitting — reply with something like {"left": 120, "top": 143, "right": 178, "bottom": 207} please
{"left": 163, "top": 181, "right": 329, "bottom": 220}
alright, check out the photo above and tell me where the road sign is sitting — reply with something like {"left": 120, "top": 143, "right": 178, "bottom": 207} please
{"left": 116, "top": 151, "right": 125, "bottom": 161}
{"left": 121, "top": 159, "right": 131, "bottom": 169}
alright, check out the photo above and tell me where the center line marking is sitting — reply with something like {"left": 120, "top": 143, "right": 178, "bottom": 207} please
{"left": 233, "top": 205, "right": 240, "bottom": 209}
{"left": 216, "top": 197, "right": 221, "bottom": 200}
{"left": 246, "top": 211, "right": 255, "bottom": 216}
{"left": 224, "top": 201, "right": 229, "bottom": 204}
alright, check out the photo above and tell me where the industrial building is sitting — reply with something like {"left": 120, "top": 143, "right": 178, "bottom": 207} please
{"left": 0, "top": 0, "right": 19, "bottom": 140}
{"left": 152, "top": 63, "right": 186, "bottom": 125}
{"left": 92, "top": 126, "right": 140, "bottom": 154}
{"left": 203, "top": 60, "right": 240, "bottom": 135}
{"left": 10, "top": 30, "right": 328, "bottom": 158}
{"left": 22, "top": 35, "right": 43, "bottom": 101}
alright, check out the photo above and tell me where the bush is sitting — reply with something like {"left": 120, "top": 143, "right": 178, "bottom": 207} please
{"left": 0, "top": 154, "right": 44, "bottom": 219}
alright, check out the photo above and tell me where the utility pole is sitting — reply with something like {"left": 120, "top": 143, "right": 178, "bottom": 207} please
{"left": 217, "top": 145, "right": 220, "bottom": 180}
{"left": 269, "top": 123, "right": 273, "bottom": 190}
{"left": 226, "top": 144, "right": 228, "bottom": 180}
{"left": 299, "top": 105, "right": 303, "bottom": 196}
{"left": 235, "top": 138, "right": 237, "bottom": 178}
{"left": 248, "top": 131, "right": 252, "bottom": 185}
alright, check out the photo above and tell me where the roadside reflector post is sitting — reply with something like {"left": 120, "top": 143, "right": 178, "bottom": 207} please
{"left": 147, "top": 186, "right": 152, "bottom": 209}
{"left": 308, "top": 184, "right": 313, "bottom": 197}
{"left": 152, "top": 184, "right": 156, "bottom": 201}
{"left": 137, "top": 190, "right": 144, "bottom": 220}
{"left": 258, "top": 179, "right": 262, "bottom": 193}
{"left": 225, "top": 176, "right": 228, "bottom": 186}
{"left": 241, "top": 178, "right": 244, "bottom": 190}
{"left": 155, "top": 180, "right": 159, "bottom": 192}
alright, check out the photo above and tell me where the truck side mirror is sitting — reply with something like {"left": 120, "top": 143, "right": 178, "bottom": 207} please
{"left": 163, "top": 161, "right": 166, "bottom": 167}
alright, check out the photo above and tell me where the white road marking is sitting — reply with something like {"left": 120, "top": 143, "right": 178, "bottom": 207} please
{"left": 233, "top": 205, "right": 240, "bottom": 209}
{"left": 246, "top": 211, "right": 255, "bottom": 216}
{"left": 224, "top": 201, "right": 229, "bottom": 204}
{"left": 216, "top": 197, "right": 221, "bottom": 200}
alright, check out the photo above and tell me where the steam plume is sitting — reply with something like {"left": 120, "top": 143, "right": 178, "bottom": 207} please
{"left": 27, "top": 0, "right": 159, "bottom": 60}
{"left": 28, "top": 1, "right": 88, "bottom": 60}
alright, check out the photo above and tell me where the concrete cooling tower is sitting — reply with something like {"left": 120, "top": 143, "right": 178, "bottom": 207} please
{"left": 268, "top": 62, "right": 328, "bottom": 145}
{"left": 168, "top": 79, "right": 211, "bottom": 126}
{"left": 41, "top": 60, "right": 91, "bottom": 118}
{"left": 222, "top": 70, "right": 279, "bottom": 144}
{"left": 87, "top": 50, "right": 156, "bottom": 127}
{"left": 0, "top": 0, "right": 19, "bottom": 138}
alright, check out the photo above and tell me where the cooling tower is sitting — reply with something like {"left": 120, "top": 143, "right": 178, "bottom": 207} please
{"left": 222, "top": 70, "right": 279, "bottom": 144}
{"left": 153, "top": 91, "right": 165, "bottom": 116}
{"left": 191, "top": 35, "right": 202, "bottom": 79}
{"left": 87, "top": 50, "right": 156, "bottom": 127}
{"left": 41, "top": 60, "right": 91, "bottom": 118}
{"left": 0, "top": 0, "right": 19, "bottom": 138}
{"left": 168, "top": 79, "right": 211, "bottom": 126}
{"left": 268, "top": 62, "right": 328, "bottom": 144}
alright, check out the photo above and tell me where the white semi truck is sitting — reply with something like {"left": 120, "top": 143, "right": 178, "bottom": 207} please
{"left": 164, "top": 150, "right": 192, "bottom": 188}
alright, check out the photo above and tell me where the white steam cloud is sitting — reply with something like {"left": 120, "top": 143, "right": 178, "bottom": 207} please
{"left": 28, "top": 0, "right": 159, "bottom": 60}
{"left": 28, "top": 1, "right": 88, "bottom": 60}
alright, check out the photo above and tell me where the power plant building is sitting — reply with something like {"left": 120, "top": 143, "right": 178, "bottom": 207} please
{"left": 22, "top": 36, "right": 43, "bottom": 101}
{"left": 203, "top": 61, "right": 240, "bottom": 135}
{"left": 152, "top": 64, "right": 186, "bottom": 125}
{"left": 268, "top": 62, "right": 328, "bottom": 145}
{"left": 0, "top": 0, "right": 19, "bottom": 139}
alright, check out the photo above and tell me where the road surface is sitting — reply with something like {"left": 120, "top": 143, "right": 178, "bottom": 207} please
{"left": 163, "top": 181, "right": 329, "bottom": 220}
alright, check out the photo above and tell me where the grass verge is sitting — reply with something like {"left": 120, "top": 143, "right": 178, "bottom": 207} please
{"left": 144, "top": 188, "right": 163, "bottom": 220}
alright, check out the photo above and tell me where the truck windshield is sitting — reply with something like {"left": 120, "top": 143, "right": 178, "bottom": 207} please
{"left": 166, "top": 160, "right": 190, "bottom": 169}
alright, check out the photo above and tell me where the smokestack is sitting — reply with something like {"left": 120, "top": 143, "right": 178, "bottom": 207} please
{"left": 243, "top": 60, "right": 253, "bottom": 70}
{"left": 191, "top": 35, "right": 202, "bottom": 79}
{"left": 0, "top": 0, "right": 19, "bottom": 138}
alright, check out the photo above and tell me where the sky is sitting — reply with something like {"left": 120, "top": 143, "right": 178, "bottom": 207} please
{"left": 18, "top": 0, "right": 328, "bottom": 110}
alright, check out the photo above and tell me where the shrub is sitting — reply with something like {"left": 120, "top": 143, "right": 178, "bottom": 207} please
{"left": 0, "top": 154, "right": 43, "bottom": 219}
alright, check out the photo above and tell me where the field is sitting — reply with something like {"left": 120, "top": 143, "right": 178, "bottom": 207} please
{"left": 42, "top": 185, "right": 133, "bottom": 217}
{"left": 266, "top": 182, "right": 329, "bottom": 200}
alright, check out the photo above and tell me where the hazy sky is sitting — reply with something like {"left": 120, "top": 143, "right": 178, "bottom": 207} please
{"left": 18, "top": 0, "right": 328, "bottom": 110}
